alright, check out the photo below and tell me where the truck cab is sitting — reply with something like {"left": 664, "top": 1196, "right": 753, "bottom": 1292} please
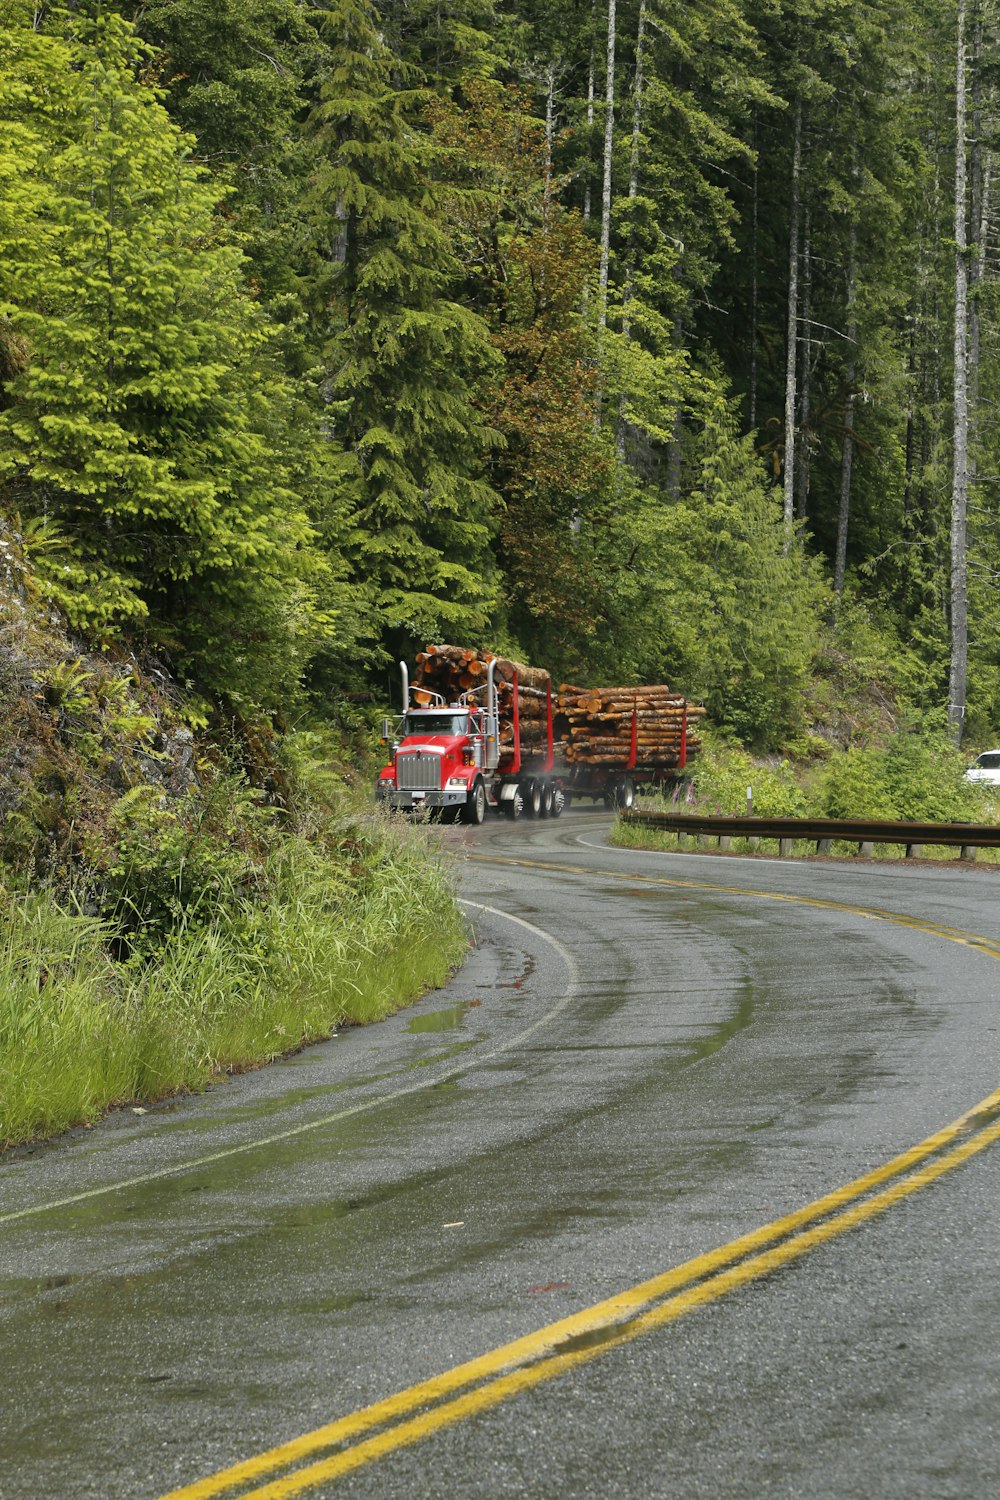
{"left": 376, "top": 663, "right": 498, "bottom": 823}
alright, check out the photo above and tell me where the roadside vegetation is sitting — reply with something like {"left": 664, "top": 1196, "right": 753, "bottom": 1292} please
{"left": 612, "top": 723, "right": 1000, "bottom": 864}
{"left": 0, "top": 813, "right": 465, "bottom": 1150}
{"left": 0, "top": 585, "right": 466, "bottom": 1151}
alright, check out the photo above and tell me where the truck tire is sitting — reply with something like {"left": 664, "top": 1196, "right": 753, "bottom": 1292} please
{"left": 540, "top": 783, "right": 554, "bottom": 817}
{"left": 604, "top": 777, "right": 636, "bottom": 812}
{"left": 502, "top": 786, "right": 524, "bottom": 819}
{"left": 550, "top": 788, "right": 566, "bottom": 817}
{"left": 525, "top": 780, "right": 543, "bottom": 818}
{"left": 461, "top": 780, "right": 487, "bottom": 825}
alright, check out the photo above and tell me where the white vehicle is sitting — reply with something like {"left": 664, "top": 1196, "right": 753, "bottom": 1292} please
{"left": 965, "top": 750, "right": 1000, "bottom": 785}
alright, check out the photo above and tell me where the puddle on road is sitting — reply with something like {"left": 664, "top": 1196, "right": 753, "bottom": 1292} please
{"left": 406, "top": 1001, "right": 475, "bottom": 1032}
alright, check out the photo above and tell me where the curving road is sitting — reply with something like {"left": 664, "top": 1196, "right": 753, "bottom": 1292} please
{"left": 3, "top": 810, "right": 1000, "bottom": 1498}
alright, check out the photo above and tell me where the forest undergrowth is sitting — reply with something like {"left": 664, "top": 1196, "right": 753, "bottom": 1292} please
{"left": 0, "top": 812, "right": 465, "bottom": 1151}
{"left": 0, "top": 585, "right": 467, "bottom": 1151}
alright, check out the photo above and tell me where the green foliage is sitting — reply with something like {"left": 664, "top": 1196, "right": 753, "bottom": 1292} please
{"left": 596, "top": 397, "right": 829, "bottom": 746}
{"left": 0, "top": 811, "right": 467, "bottom": 1147}
{"left": 0, "top": 4, "right": 328, "bottom": 709}
{"left": 306, "top": 0, "right": 502, "bottom": 650}
{"left": 818, "top": 721, "right": 982, "bottom": 823}
{"left": 686, "top": 738, "right": 810, "bottom": 818}
{"left": 116, "top": 0, "right": 319, "bottom": 297}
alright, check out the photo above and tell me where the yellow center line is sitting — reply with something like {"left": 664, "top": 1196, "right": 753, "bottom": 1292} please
{"left": 468, "top": 852, "right": 1000, "bottom": 956}
{"left": 157, "top": 858, "right": 1000, "bottom": 1500}
{"left": 164, "top": 1109, "right": 1000, "bottom": 1500}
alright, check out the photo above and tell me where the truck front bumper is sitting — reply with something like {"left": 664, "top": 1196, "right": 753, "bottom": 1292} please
{"left": 376, "top": 786, "right": 467, "bottom": 811}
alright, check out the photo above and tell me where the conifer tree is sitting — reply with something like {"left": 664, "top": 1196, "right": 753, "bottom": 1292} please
{"left": 0, "top": 5, "right": 322, "bottom": 705}
{"left": 307, "top": 0, "right": 501, "bottom": 649}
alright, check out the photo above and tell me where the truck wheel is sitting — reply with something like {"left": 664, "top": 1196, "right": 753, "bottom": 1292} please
{"left": 604, "top": 777, "right": 636, "bottom": 811}
{"left": 461, "top": 780, "right": 487, "bottom": 825}
{"left": 540, "top": 783, "right": 554, "bottom": 817}
{"left": 550, "top": 788, "right": 566, "bottom": 818}
{"left": 525, "top": 780, "right": 543, "bottom": 818}
{"left": 502, "top": 787, "right": 524, "bottom": 820}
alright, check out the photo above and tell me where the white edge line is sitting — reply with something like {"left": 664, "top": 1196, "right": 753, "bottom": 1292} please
{"left": 0, "top": 902, "right": 578, "bottom": 1228}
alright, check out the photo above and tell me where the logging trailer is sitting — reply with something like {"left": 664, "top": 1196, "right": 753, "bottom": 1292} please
{"left": 375, "top": 658, "right": 691, "bottom": 824}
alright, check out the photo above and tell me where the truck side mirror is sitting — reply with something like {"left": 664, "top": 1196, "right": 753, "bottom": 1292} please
{"left": 381, "top": 719, "right": 392, "bottom": 742}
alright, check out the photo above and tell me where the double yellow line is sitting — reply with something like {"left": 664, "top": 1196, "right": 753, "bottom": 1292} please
{"left": 160, "top": 1090, "right": 1000, "bottom": 1500}
{"left": 158, "top": 860, "right": 1000, "bottom": 1499}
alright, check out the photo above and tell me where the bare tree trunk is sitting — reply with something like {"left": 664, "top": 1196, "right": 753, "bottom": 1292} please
{"left": 968, "top": 12, "right": 989, "bottom": 489}
{"left": 597, "top": 0, "right": 616, "bottom": 332}
{"left": 584, "top": 0, "right": 597, "bottom": 223}
{"left": 834, "top": 218, "right": 858, "bottom": 597}
{"left": 948, "top": 0, "right": 969, "bottom": 743}
{"left": 616, "top": 0, "right": 646, "bottom": 459}
{"left": 543, "top": 63, "right": 556, "bottom": 229}
{"left": 628, "top": 0, "right": 645, "bottom": 202}
{"left": 749, "top": 108, "right": 759, "bottom": 433}
{"left": 796, "top": 204, "right": 812, "bottom": 521}
{"left": 783, "top": 98, "right": 802, "bottom": 529}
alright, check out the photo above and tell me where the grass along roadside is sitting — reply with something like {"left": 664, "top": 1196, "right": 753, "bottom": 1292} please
{"left": 0, "top": 815, "right": 467, "bottom": 1150}
{"left": 610, "top": 818, "right": 1000, "bottom": 865}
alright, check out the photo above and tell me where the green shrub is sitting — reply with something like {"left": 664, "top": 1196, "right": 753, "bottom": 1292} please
{"left": 818, "top": 725, "right": 981, "bottom": 823}
{"left": 0, "top": 812, "right": 467, "bottom": 1148}
{"left": 684, "top": 740, "right": 809, "bottom": 818}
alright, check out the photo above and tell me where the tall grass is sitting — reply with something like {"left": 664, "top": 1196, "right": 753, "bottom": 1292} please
{"left": 0, "top": 817, "right": 467, "bottom": 1149}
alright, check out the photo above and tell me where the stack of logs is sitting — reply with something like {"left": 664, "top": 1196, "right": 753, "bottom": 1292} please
{"left": 413, "top": 645, "right": 554, "bottom": 754}
{"left": 557, "top": 685, "right": 704, "bottom": 768}
{"left": 413, "top": 644, "right": 704, "bottom": 768}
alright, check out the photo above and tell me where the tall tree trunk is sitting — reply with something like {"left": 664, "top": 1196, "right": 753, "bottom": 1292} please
{"left": 968, "top": 12, "right": 988, "bottom": 489}
{"left": 948, "top": 0, "right": 969, "bottom": 743}
{"left": 749, "top": 108, "right": 759, "bottom": 433}
{"left": 593, "top": 0, "right": 617, "bottom": 426}
{"left": 627, "top": 0, "right": 645, "bottom": 201}
{"left": 783, "top": 98, "right": 802, "bottom": 529}
{"left": 834, "top": 218, "right": 858, "bottom": 597}
{"left": 616, "top": 0, "right": 646, "bottom": 459}
{"left": 796, "top": 204, "right": 812, "bottom": 521}
{"left": 543, "top": 63, "right": 556, "bottom": 228}
{"left": 584, "top": 0, "right": 597, "bottom": 224}
{"left": 597, "top": 0, "right": 616, "bottom": 332}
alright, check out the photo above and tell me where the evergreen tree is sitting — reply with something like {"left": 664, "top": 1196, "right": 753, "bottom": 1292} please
{"left": 0, "top": 5, "right": 325, "bottom": 706}
{"left": 114, "top": 0, "right": 321, "bottom": 301}
{"left": 307, "top": 0, "right": 502, "bottom": 651}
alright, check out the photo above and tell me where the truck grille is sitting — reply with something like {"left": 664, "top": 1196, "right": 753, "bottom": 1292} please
{"left": 396, "top": 753, "right": 441, "bottom": 792}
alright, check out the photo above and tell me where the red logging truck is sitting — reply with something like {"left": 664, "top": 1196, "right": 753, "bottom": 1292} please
{"left": 375, "top": 660, "right": 692, "bottom": 824}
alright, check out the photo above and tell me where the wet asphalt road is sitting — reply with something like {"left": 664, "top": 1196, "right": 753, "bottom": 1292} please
{"left": 3, "top": 809, "right": 1000, "bottom": 1499}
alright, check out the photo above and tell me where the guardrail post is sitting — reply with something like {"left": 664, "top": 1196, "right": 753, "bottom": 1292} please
{"left": 779, "top": 838, "right": 793, "bottom": 857}
{"left": 719, "top": 836, "right": 731, "bottom": 850}
{"left": 858, "top": 841, "right": 874, "bottom": 857}
{"left": 961, "top": 845, "right": 978, "bottom": 862}
{"left": 816, "top": 838, "right": 832, "bottom": 855}
{"left": 905, "top": 843, "right": 922, "bottom": 859}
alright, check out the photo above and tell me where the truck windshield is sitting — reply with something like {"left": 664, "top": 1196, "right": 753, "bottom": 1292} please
{"left": 405, "top": 714, "right": 468, "bottom": 736}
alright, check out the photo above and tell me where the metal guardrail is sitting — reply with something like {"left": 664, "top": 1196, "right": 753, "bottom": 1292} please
{"left": 620, "top": 810, "right": 1000, "bottom": 860}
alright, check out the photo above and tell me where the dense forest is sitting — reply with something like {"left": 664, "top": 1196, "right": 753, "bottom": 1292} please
{"left": 2, "top": 0, "right": 999, "bottom": 749}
